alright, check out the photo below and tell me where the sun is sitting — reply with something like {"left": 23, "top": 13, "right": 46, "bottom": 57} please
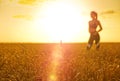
{"left": 34, "top": 1, "right": 87, "bottom": 43}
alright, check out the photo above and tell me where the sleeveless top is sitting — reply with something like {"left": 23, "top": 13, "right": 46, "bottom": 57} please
{"left": 89, "top": 20, "right": 98, "bottom": 33}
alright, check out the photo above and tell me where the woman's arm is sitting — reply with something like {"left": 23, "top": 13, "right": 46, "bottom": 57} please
{"left": 97, "top": 20, "right": 103, "bottom": 32}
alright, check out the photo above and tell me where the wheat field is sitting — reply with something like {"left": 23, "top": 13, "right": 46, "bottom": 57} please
{"left": 0, "top": 43, "right": 120, "bottom": 81}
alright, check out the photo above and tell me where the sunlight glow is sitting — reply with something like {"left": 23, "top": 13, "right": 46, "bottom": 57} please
{"left": 34, "top": 1, "right": 88, "bottom": 42}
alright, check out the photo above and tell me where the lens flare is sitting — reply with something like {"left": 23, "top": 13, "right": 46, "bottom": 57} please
{"left": 49, "top": 74, "right": 57, "bottom": 81}
{"left": 48, "top": 43, "right": 63, "bottom": 81}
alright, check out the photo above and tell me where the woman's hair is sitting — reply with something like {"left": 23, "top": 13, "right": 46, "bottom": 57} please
{"left": 91, "top": 11, "right": 97, "bottom": 19}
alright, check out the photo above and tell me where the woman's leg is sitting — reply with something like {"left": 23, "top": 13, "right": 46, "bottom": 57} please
{"left": 95, "top": 33, "right": 100, "bottom": 49}
{"left": 87, "top": 34, "right": 94, "bottom": 50}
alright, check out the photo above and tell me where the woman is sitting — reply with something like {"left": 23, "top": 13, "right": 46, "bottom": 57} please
{"left": 87, "top": 11, "right": 103, "bottom": 50}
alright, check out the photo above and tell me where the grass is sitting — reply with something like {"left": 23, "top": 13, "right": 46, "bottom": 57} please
{"left": 0, "top": 43, "right": 120, "bottom": 81}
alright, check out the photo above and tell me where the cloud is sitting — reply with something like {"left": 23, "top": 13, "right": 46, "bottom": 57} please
{"left": 101, "top": 10, "right": 116, "bottom": 15}
{"left": 13, "top": 15, "right": 33, "bottom": 20}
{"left": 100, "top": 10, "right": 120, "bottom": 19}
{"left": 9, "top": 0, "right": 13, "bottom": 2}
{"left": 18, "top": 0, "right": 45, "bottom": 5}
{"left": 18, "top": 0, "right": 36, "bottom": 5}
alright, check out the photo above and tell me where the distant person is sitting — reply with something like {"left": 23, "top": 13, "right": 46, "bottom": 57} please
{"left": 87, "top": 11, "right": 103, "bottom": 50}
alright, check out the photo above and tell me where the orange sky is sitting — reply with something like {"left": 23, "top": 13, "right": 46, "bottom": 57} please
{"left": 0, "top": 0, "right": 120, "bottom": 43}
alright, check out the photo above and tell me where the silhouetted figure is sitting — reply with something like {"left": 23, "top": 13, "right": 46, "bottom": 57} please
{"left": 87, "top": 11, "right": 103, "bottom": 50}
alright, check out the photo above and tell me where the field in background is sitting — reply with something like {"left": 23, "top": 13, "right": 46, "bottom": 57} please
{"left": 0, "top": 43, "right": 120, "bottom": 81}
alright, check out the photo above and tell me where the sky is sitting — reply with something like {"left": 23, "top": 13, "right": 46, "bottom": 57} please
{"left": 0, "top": 0, "right": 120, "bottom": 43}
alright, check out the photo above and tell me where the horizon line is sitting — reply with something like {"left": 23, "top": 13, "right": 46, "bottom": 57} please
{"left": 0, "top": 42, "right": 120, "bottom": 44}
